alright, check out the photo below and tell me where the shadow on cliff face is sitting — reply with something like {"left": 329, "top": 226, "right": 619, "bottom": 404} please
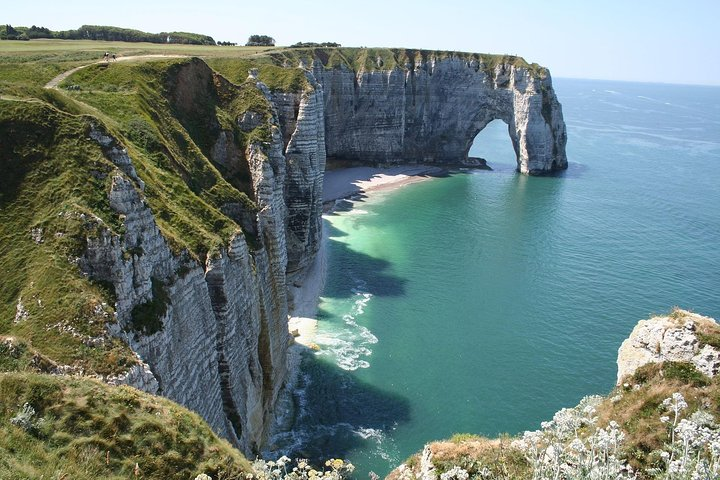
{"left": 269, "top": 351, "right": 411, "bottom": 467}
{"left": 321, "top": 221, "right": 407, "bottom": 298}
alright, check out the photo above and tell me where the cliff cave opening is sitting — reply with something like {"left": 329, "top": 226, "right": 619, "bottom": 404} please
{"left": 468, "top": 119, "right": 517, "bottom": 169}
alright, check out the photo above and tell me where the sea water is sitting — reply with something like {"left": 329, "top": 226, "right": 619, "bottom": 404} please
{"left": 270, "top": 79, "right": 720, "bottom": 477}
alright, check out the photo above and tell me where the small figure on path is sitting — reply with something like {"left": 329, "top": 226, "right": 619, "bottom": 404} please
{"left": 103, "top": 52, "right": 109, "bottom": 62}
{"left": 112, "top": 54, "right": 117, "bottom": 62}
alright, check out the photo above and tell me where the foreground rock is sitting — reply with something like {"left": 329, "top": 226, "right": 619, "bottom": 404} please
{"left": 616, "top": 308, "right": 720, "bottom": 383}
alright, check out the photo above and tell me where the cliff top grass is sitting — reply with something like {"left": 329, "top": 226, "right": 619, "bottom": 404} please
{"left": 0, "top": 371, "right": 251, "bottom": 479}
{"left": 0, "top": 99, "right": 136, "bottom": 375}
{"left": 265, "top": 46, "right": 548, "bottom": 78}
{"left": 0, "top": 39, "right": 277, "bottom": 97}
{"left": 56, "top": 57, "right": 261, "bottom": 252}
{"left": 0, "top": 54, "right": 279, "bottom": 374}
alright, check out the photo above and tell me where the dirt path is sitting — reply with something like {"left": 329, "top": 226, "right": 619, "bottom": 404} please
{"left": 44, "top": 54, "right": 187, "bottom": 89}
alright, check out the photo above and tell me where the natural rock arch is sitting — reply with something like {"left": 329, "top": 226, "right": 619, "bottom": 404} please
{"left": 463, "top": 117, "right": 516, "bottom": 165}
{"left": 313, "top": 55, "right": 567, "bottom": 174}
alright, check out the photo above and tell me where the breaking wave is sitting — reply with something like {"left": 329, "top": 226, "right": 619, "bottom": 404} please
{"left": 315, "top": 287, "right": 378, "bottom": 371}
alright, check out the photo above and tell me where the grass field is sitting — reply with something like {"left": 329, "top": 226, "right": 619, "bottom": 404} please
{"left": 0, "top": 38, "right": 275, "bottom": 56}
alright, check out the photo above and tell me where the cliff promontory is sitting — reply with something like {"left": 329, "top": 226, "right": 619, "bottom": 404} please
{"left": 249, "top": 48, "right": 566, "bottom": 174}
{"left": 314, "top": 50, "right": 567, "bottom": 174}
{"left": 616, "top": 308, "right": 720, "bottom": 383}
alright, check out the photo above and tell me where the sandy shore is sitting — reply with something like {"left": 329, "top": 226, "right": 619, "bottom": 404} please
{"left": 287, "top": 228, "right": 326, "bottom": 348}
{"left": 322, "top": 165, "right": 446, "bottom": 203}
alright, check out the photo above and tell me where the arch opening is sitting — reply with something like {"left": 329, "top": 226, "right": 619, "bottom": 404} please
{"left": 467, "top": 119, "right": 518, "bottom": 170}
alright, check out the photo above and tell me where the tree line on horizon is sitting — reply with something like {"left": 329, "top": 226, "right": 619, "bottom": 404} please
{"left": 243, "top": 35, "right": 341, "bottom": 48}
{"left": 0, "top": 24, "right": 216, "bottom": 45}
{"left": 1, "top": 24, "right": 342, "bottom": 50}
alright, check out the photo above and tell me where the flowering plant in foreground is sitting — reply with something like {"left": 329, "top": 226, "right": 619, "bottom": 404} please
{"left": 649, "top": 392, "right": 720, "bottom": 479}
{"left": 511, "top": 395, "right": 633, "bottom": 479}
{"left": 248, "top": 456, "right": 355, "bottom": 480}
{"left": 482, "top": 391, "right": 720, "bottom": 479}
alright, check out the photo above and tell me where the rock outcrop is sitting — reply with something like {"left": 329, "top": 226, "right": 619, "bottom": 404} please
{"left": 616, "top": 309, "right": 720, "bottom": 384}
{"left": 270, "top": 73, "right": 326, "bottom": 287}
{"left": 311, "top": 53, "right": 567, "bottom": 174}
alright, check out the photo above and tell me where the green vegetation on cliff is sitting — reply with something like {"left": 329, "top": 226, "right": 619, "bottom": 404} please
{"left": 0, "top": 99, "right": 135, "bottom": 375}
{"left": 206, "top": 58, "right": 310, "bottom": 93}
{"left": 264, "top": 47, "right": 547, "bottom": 78}
{"left": 0, "top": 44, "right": 282, "bottom": 376}
{"left": 58, "top": 57, "right": 263, "bottom": 256}
{"left": 0, "top": 372, "right": 250, "bottom": 478}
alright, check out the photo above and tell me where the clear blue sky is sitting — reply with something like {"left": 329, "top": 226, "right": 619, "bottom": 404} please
{"left": 5, "top": 0, "right": 720, "bottom": 85}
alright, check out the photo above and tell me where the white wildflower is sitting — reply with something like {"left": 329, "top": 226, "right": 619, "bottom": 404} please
{"left": 439, "top": 466, "right": 469, "bottom": 480}
{"left": 690, "top": 410, "right": 716, "bottom": 427}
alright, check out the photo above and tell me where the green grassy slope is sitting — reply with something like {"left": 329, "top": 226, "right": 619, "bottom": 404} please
{"left": 0, "top": 99, "right": 135, "bottom": 374}
{"left": 58, "top": 57, "right": 262, "bottom": 257}
{"left": 0, "top": 372, "right": 251, "bottom": 479}
{"left": 0, "top": 50, "right": 279, "bottom": 375}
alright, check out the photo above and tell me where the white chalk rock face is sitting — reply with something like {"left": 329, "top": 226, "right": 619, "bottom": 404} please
{"left": 313, "top": 55, "right": 567, "bottom": 174}
{"left": 616, "top": 310, "right": 720, "bottom": 384}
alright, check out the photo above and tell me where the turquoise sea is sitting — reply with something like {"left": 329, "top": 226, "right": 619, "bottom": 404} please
{"left": 270, "top": 79, "right": 720, "bottom": 477}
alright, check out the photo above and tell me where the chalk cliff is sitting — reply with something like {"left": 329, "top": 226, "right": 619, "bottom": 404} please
{"left": 76, "top": 59, "right": 327, "bottom": 455}
{"left": 307, "top": 50, "right": 567, "bottom": 174}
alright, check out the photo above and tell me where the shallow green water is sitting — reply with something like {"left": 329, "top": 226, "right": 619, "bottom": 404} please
{"left": 270, "top": 79, "right": 720, "bottom": 476}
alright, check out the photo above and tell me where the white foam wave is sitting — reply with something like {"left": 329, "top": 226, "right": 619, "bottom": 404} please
{"left": 345, "top": 208, "right": 370, "bottom": 215}
{"left": 315, "top": 289, "right": 378, "bottom": 370}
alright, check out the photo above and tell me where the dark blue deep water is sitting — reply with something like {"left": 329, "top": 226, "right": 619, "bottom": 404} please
{"left": 271, "top": 79, "right": 720, "bottom": 477}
